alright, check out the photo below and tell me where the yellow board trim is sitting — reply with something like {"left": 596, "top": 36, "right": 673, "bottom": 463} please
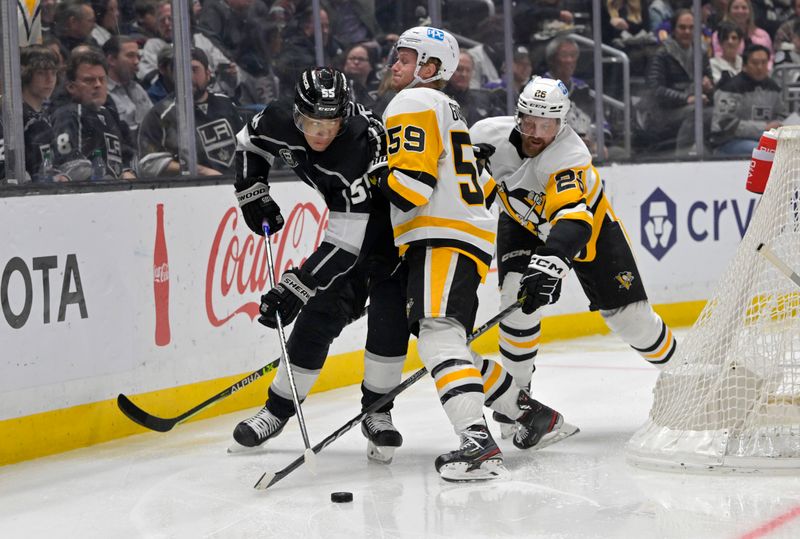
{"left": 1, "top": 300, "right": 705, "bottom": 467}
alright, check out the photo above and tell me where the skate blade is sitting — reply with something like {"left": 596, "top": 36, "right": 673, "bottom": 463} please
{"left": 439, "top": 458, "right": 508, "bottom": 482}
{"left": 367, "top": 441, "right": 396, "bottom": 464}
{"left": 531, "top": 422, "right": 580, "bottom": 451}
{"left": 227, "top": 441, "right": 270, "bottom": 455}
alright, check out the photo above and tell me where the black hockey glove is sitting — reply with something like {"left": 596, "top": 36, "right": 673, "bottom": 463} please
{"left": 258, "top": 268, "right": 318, "bottom": 328}
{"left": 235, "top": 180, "right": 284, "bottom": 236}
{"left": 473, "top": 143, "right": 496, "bottom": 176}
{"left": 366, "top": 117, "right": 388, "bottom": 186}
{"left": 518, "top": 247, "right": 572, "bottom": 314}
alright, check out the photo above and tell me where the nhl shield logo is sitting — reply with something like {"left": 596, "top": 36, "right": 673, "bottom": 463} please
{"left": 279, "top": 148, "right": 298, "bottom": 168}
{"left": 615, "top": 271, "right": 635, "bottom": 290}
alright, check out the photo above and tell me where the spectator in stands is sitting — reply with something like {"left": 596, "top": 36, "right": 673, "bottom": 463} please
{"left": 711, "top": 21, "right": 745, "bottom": 84}
{"left": 146, "top": 45, "right": 174, "bottom": 104}
{"left": 775, "top": 0, "right": 800, "bottom": 52}
{"left": 712, "top": 0, "right": 773, "bottom": 59}
{"left": 139, "top": 1, "right": 240, "bottom": 97}
{"left": 341, "top": 43, "right": 379, "bottom": 109}
{"left": 602, "top": 0, "right": 654, "bottom": 47}
{"left": 54, "top": 0, "right": 97, "bottom": 52}
{"left": 103, "top": 36, "right": 152, "bottom": 137}
{"left": 20, "top": 46, "right": 67, "bottom": 182}
{"left": 50, "top": 49, "right": 137, "bottom": 180}
{"left": 236, "top": 21, "right": 283, "bottom": 107}
{"left": 90, "top": 0, "right": 120, "bottom": 46}
{"left": 512, "top": 0, "right": 574, "bottom": 44}
{"left": 40, "top": 0, "right": 57, "bottom": 37}
{"left": 773, "top": 19, "right": 800, "bottom": 83}
{"left": 543, "top": 36, "right": 611, "bottom": 156}
{"left": 130, "top": 0, "right": 159, "bottom": 44}
{"left": 197, "top": 0, "right": 269, "bottom": 65}
{"left": 483, "top": 45, "right": 532, "bottom": 106}
{"left": 750, "top": 0, "right": 783, "bottom": 37}
{"left": 328, "top": 0, "right": 383, "bottom": 52}
{"left": 643, "top": 9, "right": 714, "bottom": 154}
{"left": 445, "top": 50, "right": 505, "bottom": 127}
{"left": 138, "top": 48, "right": 243, "bottom": 177}
{"left": 711, "top": 44, "right": 786, "bottom": 155}
{"left": 649, "top": 0, "right": 676, "bottom": 33}
{"left": 275, "top": 7, "right": 343, "bottom": 92}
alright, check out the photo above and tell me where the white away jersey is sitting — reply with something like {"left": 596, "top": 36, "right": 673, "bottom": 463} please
{"left": 470, "top": 116, "right": 616, "bottom": 262}
{"left": 381, "top": 88, "right": 496, "bottom": 277}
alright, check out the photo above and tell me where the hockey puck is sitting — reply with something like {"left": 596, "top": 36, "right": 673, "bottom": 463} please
{"left": 331, "top": 491, "right": 353, "bottom": 503}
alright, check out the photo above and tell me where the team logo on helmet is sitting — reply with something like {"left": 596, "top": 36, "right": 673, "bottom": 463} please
{"left": 279, "top": 148, "right": 298, "bottom": 168}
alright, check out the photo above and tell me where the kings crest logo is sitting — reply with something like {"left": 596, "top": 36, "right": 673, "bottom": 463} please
{"left": 279, "top": 148, "right": 298, "bottom": 168}
{"left": 641, "top": 188, "right": 677, "bottom": 260}
{"left": 615, "top": 271, "right": 635, "bottom": 290}
{"left": 197, "top": 119, "right": 235, "bottom": 168}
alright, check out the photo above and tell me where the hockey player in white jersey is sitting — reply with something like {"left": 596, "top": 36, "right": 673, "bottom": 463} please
{"left": 470, "top": 77, "right": 678, "bottom": 437}
{"left": 372, "top": 27, "right": 577, "bottom": 482}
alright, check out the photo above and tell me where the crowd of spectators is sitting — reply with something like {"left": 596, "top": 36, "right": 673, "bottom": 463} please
{"left": 2, "top": 0, "right": 800, "bottom": 183}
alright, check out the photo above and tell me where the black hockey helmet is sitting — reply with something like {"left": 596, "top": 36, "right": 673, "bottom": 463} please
{"left": 294, "top": 67, "right": 350, "bottom": 120}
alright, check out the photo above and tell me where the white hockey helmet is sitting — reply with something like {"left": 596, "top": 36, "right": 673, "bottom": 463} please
{"left": 517, "top": 76, "right": 571, "bottom": 123}
{"left": 395, "top": 26, "right": 459, "bottom": 86}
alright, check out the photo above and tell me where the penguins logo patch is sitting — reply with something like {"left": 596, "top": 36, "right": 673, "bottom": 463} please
{"left": 615, "top": 271, "right": 635, "bottom": 290}
{"left": 279, "top": 148, "right": 298, "bottom": 168}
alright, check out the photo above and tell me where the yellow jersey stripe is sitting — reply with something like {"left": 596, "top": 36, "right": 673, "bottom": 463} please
{"left": 435, "top": 367, "right": 483, "bottom": 392}
{"left": 499, "top": 334, "right": 541, "bottom": 349}
{"left": 387, "top": 171, "right": 429, "bottom": 207}
{"left": 482, "top": 362, "right": 502, "bottom": 393}
{"left": 393, "top": 215, "right": 496, "bottom": 244}
{"left": 644, "top": 328, "right": 675, "bottom": 359}
{"left": 429, "top": 248, "right": 453, "bottom": 318}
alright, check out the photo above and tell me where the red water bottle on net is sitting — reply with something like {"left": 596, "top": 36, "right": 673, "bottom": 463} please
{"left": 154, "top": 203, "right": 171, "bottom": 346}
{"left": 746, "top": 129, "right": 779, "bottom": 194}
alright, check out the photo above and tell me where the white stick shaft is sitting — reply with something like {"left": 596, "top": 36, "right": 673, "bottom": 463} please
{"left": 757, "top": 243, "right": 800, "bottom": 289}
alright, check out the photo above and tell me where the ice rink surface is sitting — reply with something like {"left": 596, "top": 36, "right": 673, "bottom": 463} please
{"left": 4, "top": 332, "right": 800, "bottom": 539}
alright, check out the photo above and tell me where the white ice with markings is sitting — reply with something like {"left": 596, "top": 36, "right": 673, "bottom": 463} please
{"left": 4, "top": 331, "right": 800, "bottom": 538}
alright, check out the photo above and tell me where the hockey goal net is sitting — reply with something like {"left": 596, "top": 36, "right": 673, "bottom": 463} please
{"left": 627, "top": 126, "right": 800, "bottom": 472}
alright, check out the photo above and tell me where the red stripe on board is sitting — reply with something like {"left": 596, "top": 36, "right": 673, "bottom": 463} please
{"left": 739, "top": 505, "right": 800, "bottom": 539}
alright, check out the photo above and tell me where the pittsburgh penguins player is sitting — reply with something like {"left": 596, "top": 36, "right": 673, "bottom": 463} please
{"left": 470, "top": 77, "right": 678, "bottom": 438}
{"left": 372, "top": 27, "right": 577, "bottom": 482}
{"left": 230, "top": 67, "right": 409, "bottom": 464}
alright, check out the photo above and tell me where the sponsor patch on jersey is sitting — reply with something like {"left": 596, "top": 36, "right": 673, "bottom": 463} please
{"left": 279, "top": 148, "right": 298, "bottom": 168}
{"left": 615, "top": 271, "right": 635, "bottom": 290}
{"left": 197, "top": 119, "right": 235, "bottom": 168}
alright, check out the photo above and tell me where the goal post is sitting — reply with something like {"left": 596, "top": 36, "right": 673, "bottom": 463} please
{"left": 626, "top": 126, "right": 800, "bottom": 472}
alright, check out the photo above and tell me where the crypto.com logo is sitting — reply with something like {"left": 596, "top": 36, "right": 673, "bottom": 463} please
{"left": 641, "top": 188, "right": 677, "bottom": 260}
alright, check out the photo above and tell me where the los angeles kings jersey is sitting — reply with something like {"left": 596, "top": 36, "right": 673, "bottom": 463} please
{"left": 235, "top": 100, "right": 382, "bottom": 291}
{"left": 381, "top": 88, "right": 496, "bottom": 277}
{"left": 50, "top": 102, "right": 135, "bottom": 180}
{"left": 470, "top": 116, "right": 616, "bottom": 262}
{"left": 139, "top": 92, "right": 244, "bottom": 176}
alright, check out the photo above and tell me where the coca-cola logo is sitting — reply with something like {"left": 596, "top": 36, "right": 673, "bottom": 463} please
{"left": 205, "top": 202, "right": 328, "bottom": 326}
{"left": 153, "top": 263, "right": 169, "bottom": 283}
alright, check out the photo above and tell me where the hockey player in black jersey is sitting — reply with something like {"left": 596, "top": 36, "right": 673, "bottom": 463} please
{"left": 138, "top": 47, "right": 243, "bottom": 177}
{"left": 230, "top": 67, "right": 409, "bottom": 463}
{"left": 50, "top": 49, "right": 137, "bottom": 181}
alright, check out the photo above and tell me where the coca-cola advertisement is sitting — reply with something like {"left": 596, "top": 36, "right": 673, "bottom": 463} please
{"left": 205, "top": 201, "right": 328, "bottom": 327}
{"left": 154, "top": 203, "right": 171, "bottom": 346}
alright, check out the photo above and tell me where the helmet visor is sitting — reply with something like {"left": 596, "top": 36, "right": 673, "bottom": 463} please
{"left": 515, "top": 114, "right": 559, "bottom": 139}
{"left": 293, "top": 107, "right": 344, "bottom": 138}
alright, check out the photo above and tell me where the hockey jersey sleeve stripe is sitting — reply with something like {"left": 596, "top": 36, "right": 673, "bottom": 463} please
{"left": 393, "top": 215, "right": 496, "bottom": 245}
{"left": 386, "top": 168, "right": 434, "bottom": 207}
{"left": 324, "top": 211, "right": 369, "bottom": 256}
{"left": 235, "top": 128, "right": 276, "bottom": 165}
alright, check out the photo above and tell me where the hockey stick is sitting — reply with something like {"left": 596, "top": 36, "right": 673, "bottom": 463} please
{"left": 262, "top": 222, "right": 317, "bottom": 472}
{"left": 757, "top": 243, "right": 800, "bottom": 289}
{"left": 117, "top": 359, "right": 280, "bottom": 432}
{"left": 253, "top": 298, "right": 524, "bottom": 490}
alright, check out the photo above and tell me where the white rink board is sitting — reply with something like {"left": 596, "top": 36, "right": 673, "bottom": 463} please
{"left": 0, "top": 159, "right": 757, "bottom": 419}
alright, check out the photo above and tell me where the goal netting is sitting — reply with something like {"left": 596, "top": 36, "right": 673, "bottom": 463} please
{"left": 626, "top": 126, "right": 800, "bottom": 472}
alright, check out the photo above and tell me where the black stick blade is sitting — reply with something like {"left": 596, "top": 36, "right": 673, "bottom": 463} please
{"left": 116, "top": 393, "right": 177, "bottom": 432}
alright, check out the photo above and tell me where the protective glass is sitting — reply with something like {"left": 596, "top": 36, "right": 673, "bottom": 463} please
{"left": 515, "top": 114, "right": 559, "bottom": 138}
{"left": 293, "top": 107, "right": 344, "bottom": 138}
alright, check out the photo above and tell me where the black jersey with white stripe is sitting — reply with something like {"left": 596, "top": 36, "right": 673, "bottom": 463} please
{"left": 235, "top": 99, "right": 377, "bottom": 291}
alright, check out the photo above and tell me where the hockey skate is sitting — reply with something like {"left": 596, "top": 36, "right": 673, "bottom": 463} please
{"left": 228, "top": 406, "right": 288, "bottom": 454}
{"left": 513, "top": 391, "right": 579, "bottom": 450}
{"left": 361, "top": 411, "right": 403, "bottom": 464}
{"left": 492, "top": 411, "right": 518, "bottom": 439}
{"left": 435, "top": 424, "right": 507, "bottom": 482}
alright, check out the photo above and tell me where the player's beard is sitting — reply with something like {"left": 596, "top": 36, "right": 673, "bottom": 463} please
{"left": 193, "top": 82, "right": 207, "bottom": 101}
